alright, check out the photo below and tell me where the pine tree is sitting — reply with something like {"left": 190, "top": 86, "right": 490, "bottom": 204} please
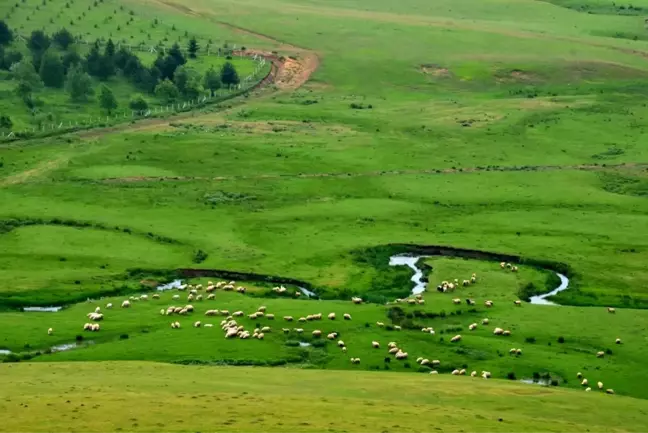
{"left": 168, "top": 42, "right": 186, "bottom": 67}
{"left": 85, "top": 42, "right": 102, "bottom": 77}
{"left": 154, "top": 79, "right": 179, "bottom": 103}
{"left": 220, "top": 61, "right": 239, "bottom": 87}
{"left": 105, "top": 38, "right": 116, "bottom": 58}
{"left": 99, "top": 84, "right": 117, "bottom": 114}
{"left": 187, "top": 37, "right": 198, "bottom": 59}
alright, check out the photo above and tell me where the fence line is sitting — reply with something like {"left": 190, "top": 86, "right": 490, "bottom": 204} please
{"left": 0, "top": 55, "right": 270, "bottom": 142}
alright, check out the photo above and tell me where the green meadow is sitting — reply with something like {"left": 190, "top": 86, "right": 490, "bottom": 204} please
{"left": 2, "top": 0, "right": 648, "bottom": 430}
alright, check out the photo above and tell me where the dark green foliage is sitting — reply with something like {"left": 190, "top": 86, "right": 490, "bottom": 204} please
{"left": 105, "top": 38, "right": 116, "bottom": 58}
{"left": 220, "top": 61, "right": 239, "bottom": 87}
{"left": 557, "top": 336, "right": 565, "bottom": 344}
{"left": 0, "top": 20, "right": 12, "bottom": 46}
{"left": 507, "top": 372, "right": 517, "bottom": 380}
{"left": 99, "top": 84, "right": 117, "bottom": 113}
{"left": 203, "top": 66, "right": 221, "bottom": 96}
{"left": 1, "top": 50, "right": 22, "bottom": 70}
{"left": 129, "top": 94, "right": 148, "bottom": 112}
{"left": 168, "top": 42, "right": 186, "bottom": 67}
{"left": 0, "top": 115, "right": 12, "bottom": 130}
{"left": 27, "top": 30, "right": 51, "bottom": 59}
{"left": 39, "top": 50, "right": 65, "bottom": 88}
{"left": 65, "top": 64, "right": 93, "bottom": 101}
{"left": 61, "top": 50, "right": 81, "bottom": 74}
{"left": 187, "top": 37, "right": 198, "bottom": 58}
{"left": 192, "top": 249, "right": 208, "bottom": 264}
{"left": 84, "top": 42, "right": 102, "bottom": 76}
{"left": 155, "top": 79, "right": 179, "bottom": 102}
{"left": 52, "top": 28, "right": 74, "bottom": 49}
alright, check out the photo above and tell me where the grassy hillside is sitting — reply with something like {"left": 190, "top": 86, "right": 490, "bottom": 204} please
{"left": 1, "top": 362, "right": 647, "bottom": 432}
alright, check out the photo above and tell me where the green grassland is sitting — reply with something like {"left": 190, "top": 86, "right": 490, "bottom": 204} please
{"left": 2, "top": 0, "right": 648, "bottom": 428}
{"left": 3, "top": 362, "right": 648, "bottom": 432}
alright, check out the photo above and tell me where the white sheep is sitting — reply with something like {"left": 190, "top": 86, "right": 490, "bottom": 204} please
{"left": 581, "top": 379, "right": 589, "bottom": 386}
{"left": 194, "top": 321, "right": 201, "bottom": 328}
{"left": 328, "top": 313, "right": 336, "bottom": 320}
{"left": 608, "top": 307, "right": 616, "bottom": 314}
{"left": 470, "top": 371, "right": 477, "bottom": 377}
{"left": 343, "top": 313, "right": 351, "bottom": 320}
{"left": 503, "top": 330, "right": 511, "bottom": 336}
{"left": 388, "top": 347, "right": 400, "bottom": 354}
{"left": 95, "top": 307, "right": 101, "bottom": 313}
{"left": 47, "top": 328, "right": 53, "bottom": 335}
{"left": 493, "top": 327, "right": 504, "bottom": 335}
{"left": 261, "top": 326, "right": 271, "bottom": 333}
{"left": 452, "top": 298, "right": 461, "bottom": 305}
{"left": 266, "top": 314, "right": 275, "bottom": 320}
{"left": 295, "top": 328, "right": 304, "bottom": 333}
{"left": 121, "top": 300, "right": 131, "bottom": 308}
{"left": 452, "top": 369, "right": 460, "bottom": 375}
{"left": 376, "top": 322, "right": 384, "bottom": 327}
{"left": 514, "top": 300, "right": 522, "bottom": 306}
{"left": 312, "top": 330, "right": 322, "bottom": 337}
{"left": 606, "top": 389, "right": 615, "bottom": 395}
{"left": 482, "top": 318, "right": 489, "bottom": 325}
{"left": 204, "top": 324, "right": 213, "bottom": 328}
{"left": 352, "top": 297, "right": 363, "bottom": 304}
{"left": 207, "top": 294, "right": 215, "bottom": 300}
{"left": 485, "top": 300, "right": 493, "bottom": 307}
{"left": 172, "top": 295, "right": 180, "bottom": 300}
{"left": 430, "top": 370, "right": 438, "bottom": 375}
{"left": 450, "top": 335, "right": 462, "bottom": 343}
{"left": 577, "top": 372, "right": 583, "bottom": 378}
{"left": 282, "top": 328, "right": 290, "bottom": 333}
{"left": 585, "top": 387, "right": 591, "bottom": 392}
{"left": 615, "top": 338, "right": 622, "bottom": 344}
{"left": 337, "top": 340, "right": 345, "bottom": 347}
{"left": 421, "top": 359, "right": 430, "bottom": 366}
{"left": 596, "top": 351, "right": 605, "bottom": 358}
{"left": 257, "top": 333, "right": 265, "bottom": 340}
{"left": 469, "top": 323, "right": 477, "bottom": 331}
{"left": 284, "top": 316, "right": 294, "bottom": 322}
{"left": 481, "top": 371, "right": 491, "bottom": 379}
{"left": 395, "top": 351, "right": 408, "bottom": 360}
{"left": 394, "top": 325, "right": 402, "bottom": 331}
{"left": 598, "top": 381, "right": 604, "bottom": 389}
{"left": 371, "top": 341, "right": 380, "bottom": 349}
{"left": 327, "top": 333, "right": 337, "bottom": 340}
{"left": 106, "top": 303, "right": 113, "bottom": 309}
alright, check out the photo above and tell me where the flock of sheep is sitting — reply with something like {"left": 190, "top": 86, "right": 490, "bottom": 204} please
{"left": 40, "top": 271, "right": 623, "bottom": 395}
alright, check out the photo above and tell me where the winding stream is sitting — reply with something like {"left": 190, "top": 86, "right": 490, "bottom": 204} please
{"left": 22, "top": 306, "right": 63, "bottom": 312}
{"left": 388, "top": 254, "right": 570, "bottom": 304}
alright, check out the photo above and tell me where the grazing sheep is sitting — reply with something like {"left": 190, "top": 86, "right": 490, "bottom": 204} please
{"left": 516, "top": 349, "right": 522, "bottom": 355}
{"left": 407, "top": 299, "right": 416, "bottom": 305}
{"left": 512, "top": 266, "right": 518, "bottom": 272}
{"left": 152, "top": 294, "right": 160, "bottom": 300}
{"left": 106, "top": 303, "right": 113, "bottom": 309}
{"left": 581, "top": 379, "right": 589, "bottom": 386}
{"left": 430, "top": 371, "right": 438, "bottom": 375}
{"left": 394, "top": 325, "right": 402, "bottom": 331}
{"left": 606, "top": 389, "right": 615, "bottom": 395}
{"left": 298, "top": 317, "right": 307, "bottom": 322}
{"left": 343, "top": 313, "right": 351, "bottom": 320}
{"left": 312, "top": 330, "right": 322, "bottom": 337}
{"left": 225, "top": 328, "right": 238, "bottom": 338}
{"left": 92, "top": 324, "right": 100, "bottom": 331}
{"left": 337, "top": 340, "right": 345, "bottom": 347}
{"left": 261, "top": 326, "right": 271, "bottom": 333}
{"left": 432, "top": 360, "right": 440, "bottom": 366}
{"left": 482, "top": 318, "right": 489, "bottom": 325}
{"left": 503, "top": 330, "right": 511, "bottom": 336}
{"left": 452, "top": 298, "right": 461, "bottom": 305}
{"left": 482, "top": 371, "right": 491, "bottom": 379}
{"left": 596, "top": 351, "right": 605, "bottom": 358}
{"left": 94, "top": 307, "right": 101, "bottom": 313}
{"left": 257, "top": 306, "right": 266, "bottom": 313}
{"left": 248, "top": 313, "right": 259, "bottom": 319}
{"left": 207, "top": 294, "right": 215, "bottom": 300}
{"left": 493, "top": 327, "right": 504, "bottom": 335}
{"left": 352, "top": 297, "right": 363, "bottom": 304}
{"left": 160, "top": 309, "right": 166, "bottom": 315}
{"left": 236, "top": 287, "right": 246, "bottom": 294}
{"left": 204, "top": 324, "right": 213, "bottom": 328}
{"left": 452, "top": 369, "right": 460, "bottom": 375}
{"left": 470, "top": 371, "right": 477, "bottom": 377}
{"left": 172, "top": 295, "right": 180, "bottom": 300}
{"left": 195, "top": 295, "right": 203, "bottom": 301}
{"left": 466, "top": 299, "right": 476, "bottom": 306}
{"left": 598, "top": 381, "right": 604, "bottom": 390}
{"left": 417, "top": 299, "right": 425, "bottom": 305}
{"left": 506, "top": 263, "right": 512, "bottom": 269}
{"left": 470, "top": 276, "right": 476, "bottom": 284}
{"left": 608, "top": 307, "right": 616, "bottom": 314}
{"left": 194, "top": 321, "right": 201, "bottom": 328}
{"left": 257, "top": 312, "right": 265, "bottom": 318}
{"left": 416, "top": 357, "right": 423, "bottom": 364}
{"left": 376, "top": 322, "right": 385, "bottom": 327}
{"left": 388, "top": 347, "right": 400, "bottom": 354}
{"left": 47, "top": 328, "right": 53, "bottom": 336}
{"left": 615, "top": 338, "right": 622, "bottom": 344}
{"left": 351, "top": 357, "right": 361, "bottom": 364}
{"left": 327, "top": 332, "right": 338, "bottom": 340}
{"left": 220, "top": 310, "right": 230, "bottom": 315}
{"left": 121, "top": 300, "right": 131, "bottom": 308}
{"left": 500, "top": 262, "right": 506, "bottom": 268}
{"left": 585, "top": 387, "right": 591, "bottom": 392}
{"left": 514, "top": 300, "right": 522, "bottom": 306}
{"left": 509, "top": 348, "right": 517, "bottom": 355}
{"left": 485, "top": 300, "right": 493, "bottom": 308}
{"left": 462, "top": 280, "right": 470, "bottom": 287}
{"left": 257, "top": 333, "right": 265, "bottom": 340}
{"left": 185, "top": 305, "right": 194, "bottom": 312}
{"left": 188, "top": 294, "right": 195, "bottom": 302}
{"left": 266, "top": 314, "right": 275, "bottom": 320}
{"left": 284, "top": 316, "right": 294, "bottom": 322}
{"left": 395, "top": 351, "right": 408, "bottom": 360}
{"left": 233, "top": 311, "right": 244, "bottom": 317}
{"left": 450, "top": 335, "right": 462, "bottom": 343}
{"left": 282, "top": 328, "right": 290, "bottom": 333}
{"left": 469, "top": 323, "right": 477, "bottom": 331}
{"left": 295, "top": 328, "right": 304, "bottom": 333}
{"left": 577, "top": 372, "right": 583, "bottom": 378}
{"left": 328, "top": 313, "right": 336, "bottom": 320}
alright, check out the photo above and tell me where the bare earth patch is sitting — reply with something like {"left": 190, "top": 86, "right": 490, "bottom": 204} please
{"left": 421, "top": 64, "right": 451, "bottom": 77}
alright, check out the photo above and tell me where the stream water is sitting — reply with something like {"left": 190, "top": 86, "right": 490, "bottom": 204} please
{"left": 388, "top": 254, "right": 570, "bottom": 304}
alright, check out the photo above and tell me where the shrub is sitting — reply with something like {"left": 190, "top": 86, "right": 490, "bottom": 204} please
{"left": 311, "top": 339, "right": 326, "bottom": 348}
{"left": 119, "top": 334, "right": 129, "bottom": 340}
{"left": 551, "top": 379, "right": 559, "bottom": 386}
{"left": 284, "top": 340, "right": 300, "bottom": 347}
{"left": 606, "top": 348, "right": 613, "bottom": 355}
{"left": 557, "top": 336, "right": 565, "bottom": 344}
{"left": 403, "top": 362, "right": 411, "bottom": 369}
{"left": 525, "top": 336, "right": 536, "bottom": 344}
{"left": 75, "top": 335, "right": 83, "bottom": 341}
{"left": 533, "top": 372, "right": 540, "bottom": 380}
{"left": 383, "top": 357, "right": 391, "bottom": 363}
{"left": 192, "top": 249, "right": 208, "bottom": 264}
{"left": 507, "top": 372, "right": 517, "bottom": 380}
